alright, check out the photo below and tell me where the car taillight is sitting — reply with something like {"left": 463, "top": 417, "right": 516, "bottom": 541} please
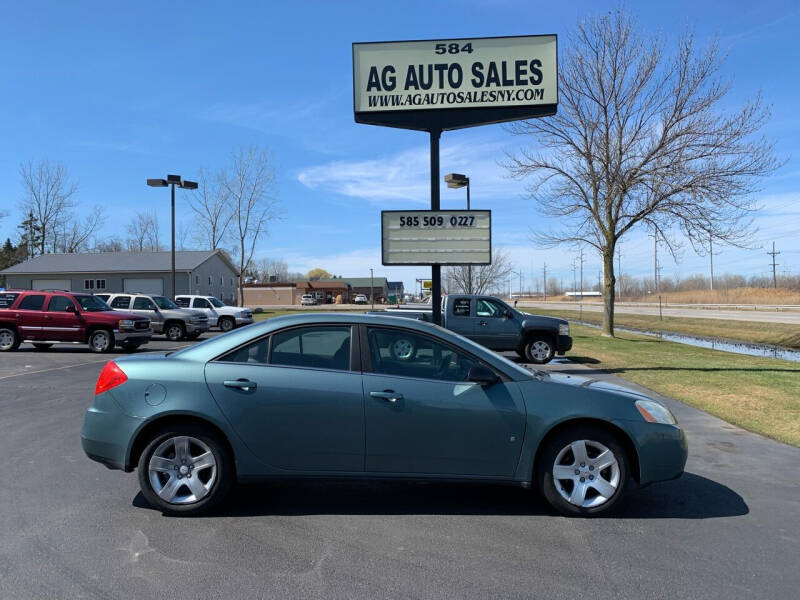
{"left": 95, "top": 361, "right": 128, "bottom": 395}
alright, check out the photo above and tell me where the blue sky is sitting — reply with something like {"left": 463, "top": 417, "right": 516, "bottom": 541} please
{"left": 1, "top": 0, "right": 799, "bottom": 292}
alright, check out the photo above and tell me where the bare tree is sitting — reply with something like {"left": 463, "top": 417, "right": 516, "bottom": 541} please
{"left": 444, "top": 248, "right": 513, "bottom": 295}
{"left": 188, "top": 168, "right": 233, "bottom": 250}
{"left": 504, "top": 10, "right": 780, "bottom": 335}
{"left": 126, "top": 211, "right": 161, "bottom": 252}
{"left": 250, "top": 257, "right": 289, "bottom": 282}
{"left": 53, "top": 208, "right": 105, "bottom": 253}
{"left": 220, "top": 146, "right": 280, "bottom": 306}
{"left": 19, "top": 160, "right": 79, "bottom": 255}
{"left": 93, "top": 237, "right": 125, "bottom": 253}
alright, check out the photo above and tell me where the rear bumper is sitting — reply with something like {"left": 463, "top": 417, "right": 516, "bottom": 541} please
{"left": 81, "top": 396, "right": 144, "bottom": 472}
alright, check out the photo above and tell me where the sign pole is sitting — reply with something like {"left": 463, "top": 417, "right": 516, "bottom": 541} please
{"left": 430, "top": 128, "right": 442, "bottom": 325}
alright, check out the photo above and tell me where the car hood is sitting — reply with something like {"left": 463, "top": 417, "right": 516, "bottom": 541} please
{"left": 544, "top": 371, "right": 654, "bottom": 402}
{"left": 519, "top": 312, "right": 568, "bottom": 328}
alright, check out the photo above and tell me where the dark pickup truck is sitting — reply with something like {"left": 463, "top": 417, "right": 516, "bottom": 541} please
{"left": 372, "top": 294, "right": 571, "bottom": 364}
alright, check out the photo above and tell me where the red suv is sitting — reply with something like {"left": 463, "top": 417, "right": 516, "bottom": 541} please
{"left": 0, "top": 290, "right": 152, "bottom": 353}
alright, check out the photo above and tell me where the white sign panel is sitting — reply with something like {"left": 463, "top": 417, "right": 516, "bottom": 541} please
{"left": 354, "top": 35, "right": 557, "bottom": 114}
{"left": 382, "top": 210, "right": 491, "bottom": 266}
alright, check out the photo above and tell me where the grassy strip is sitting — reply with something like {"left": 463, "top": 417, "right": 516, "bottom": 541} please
{"left": 566, "top": 324, "right": 800, "bottom": 446}
{"left": 528, "top": 307, "right": 800, "bottom": 349}
{"left": 252, "top": 307, "right": 368, "bottom": 321}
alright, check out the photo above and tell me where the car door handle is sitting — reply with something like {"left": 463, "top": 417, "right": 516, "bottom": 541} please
{"left": 370, "top": 390, "right": 403, "bottom": 403}
{"left": 224, "top": 379, "right": 257, "bottom": 391}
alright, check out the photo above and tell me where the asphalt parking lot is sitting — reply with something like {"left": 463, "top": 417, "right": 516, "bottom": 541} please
{"left": 1, "top": 335, "right": 798, "bottom": 599}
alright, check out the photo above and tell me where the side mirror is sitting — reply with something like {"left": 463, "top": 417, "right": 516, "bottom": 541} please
{"left": 65, "top": 304, "right": 76, "bottom": 313}
{"left": 505, "top": 310, "right": 513, "bottom": 318}
{"left": 467, "top": 364, "right": 499, "bottom": 386}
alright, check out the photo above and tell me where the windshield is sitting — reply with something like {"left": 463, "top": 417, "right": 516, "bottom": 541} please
{"left": 208, "top": 297, "right": 225, "bottom": 308}
{"left": 152, "top": 296, "right": 179, "bottom": 310}
{"left": 76, "top": 295, "right": 112, "bottom": 312}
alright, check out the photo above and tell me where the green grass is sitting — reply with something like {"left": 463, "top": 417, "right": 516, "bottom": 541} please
{"left": 566, "top": 324, "right": 800, "bottom": 446}
{"left": 252, "top": 307, "right": 368, "bottom": 321}
{"left": 529, "top": 307, "right": 800, "bottom": 349}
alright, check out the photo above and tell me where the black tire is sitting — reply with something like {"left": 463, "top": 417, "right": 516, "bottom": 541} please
{"left": 121, "top": 342, "right": 144, "bottom": 353}
{"left": 165, "top": 321, "right": 186, "bottom": 341}
{"left": 524, "top": 335, "right": 555, "bottom": 364}
{"left": 87, "top": 329, "right": 115, "bottom": 353}
{"left": 0, "top": 326, "right": 21, "bottom": 352}
{"left": 536, "top": 426, "right": 629, "bottom": 517}
{"left": 137, "top": 424, "right": 234, "bottom": 517}
{"left": 33, "top": 343, "right": 53, "bottom": 350}
{"left": 218, "top": 317, "right": 235, "bottom": 332}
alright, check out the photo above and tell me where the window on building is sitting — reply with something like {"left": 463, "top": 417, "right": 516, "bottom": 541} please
{"left": 208, "top": 276, "right": 213, "bottom": 285}
{"left": 195, "top": 275, "right": 199, "bottom": 285}
{"left": 84, "top": 279, "right": 94, "bottom": 290}
{"left": 230, "top": 277, "right": 234, "bottom": 287}
{"left": 220, "top": 276, "right": 224, "bottom": 286}
{"left": 95, "top": 279, "right": 106, "bottom": 290}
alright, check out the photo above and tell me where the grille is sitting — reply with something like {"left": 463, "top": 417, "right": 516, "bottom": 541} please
{"left": 135, "top": 320, "right": 150, "bottom": 330}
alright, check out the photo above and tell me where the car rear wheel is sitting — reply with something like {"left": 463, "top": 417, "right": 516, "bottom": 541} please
{"left": 88, "top": 329, "right": 114, "bottom": 353}
{"left": 137, "top": 425, "right": 234, "bottom": 516}
{"left": 0, "top": 327, "right": 20, "bottom": 352}
{"left": 165, "top": 322, "right": 186, "bottom": 341}
{"left": 218, "top": 317, "right": 235, "bottom": 332}
{"left": 524, "top": 336, "right": 554, "bottom": 364}
{"left": 33, "top": 343, "right": 53, "bottom": 350}
{"left": 537, "top": 426, "right": 628, "bottom": 517}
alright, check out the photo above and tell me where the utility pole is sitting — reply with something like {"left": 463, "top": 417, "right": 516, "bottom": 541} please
{"left": 542, "top": 262, "right": 547, "bottom": 302}
{"left": 579, "top": 248, "right": 585, "bottom": 297}
{"left": 709, "top": 235, "right": 715, "bottom": 291}
{"left": 571, "top": 260, "right": 577, "bottom": 298}
{"left": 370, "top": 267, "right": 374, "bottom": 309}
{"left": 649, "top": 230, "right": 660, "bottom": 294}
{"left": 768, "top": 242, "right": 780, "bottom": 288}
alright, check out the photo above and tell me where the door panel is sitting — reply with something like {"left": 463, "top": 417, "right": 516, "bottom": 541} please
{"left": 205, "top": 363, "right": 365, "bottom": 471}
{"left": 363, "top": 326, "right": 525, "bottom": 476}
{"left": 43, "top": 295, "right": 82, "bottom": 341}
{"left": 473, "top": 298, "right": 518, "bottom": 350}
{"left": 14, "top": 294, "right": 47, "bottom": 340}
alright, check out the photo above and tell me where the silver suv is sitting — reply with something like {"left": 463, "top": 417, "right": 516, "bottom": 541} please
{"left": 96, "top": 293, "right": 210, "bottom": 341}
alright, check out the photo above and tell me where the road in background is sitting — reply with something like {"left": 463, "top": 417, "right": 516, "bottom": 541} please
{"left": 520, "top": 301, "right": 800, "bottom": 325}
{"left": 0, "top": 343, "right": 798, "bottom": 599}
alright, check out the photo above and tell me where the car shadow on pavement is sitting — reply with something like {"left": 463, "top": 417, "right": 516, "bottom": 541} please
{"left": 133, "top": 472, "right": 747, "bottom": 519}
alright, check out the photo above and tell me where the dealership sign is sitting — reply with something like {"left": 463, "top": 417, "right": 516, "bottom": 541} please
{"left": 353, "top": 35, "right": 557, "bottom": 130}
{"left": 382, "top": 210, "right": 491, "bottom": 266}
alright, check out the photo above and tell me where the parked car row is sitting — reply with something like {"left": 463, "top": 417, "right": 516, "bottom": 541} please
{"left": 0, "top": 289, "right": 254, "bottom": 352}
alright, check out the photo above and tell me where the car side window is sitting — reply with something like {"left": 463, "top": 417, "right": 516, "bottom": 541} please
{"left": 193, "top": 298, "right": 210, "bottom": 309}
{"left": 0, "top": 293, "right": 19, "bottom": 308}
{"left": 174, "top": 298, "right": 190, "bottom": 308}
{"left": 271, "top": 326, "right": 351, "bottom": 371}
{"left": 133, "top": 297, "right": 156, "bottom": 310}
{"left": 47, "top": 296, "right": 75, "bottom": 312}
{"left": 217, "top": 336, "right": 270, "bottom": 365}
{"left": 367, "top": 327, "right": 477, "bottom": 382}
{"left": 110, "top": 296, "right": 132, "bottom": 309}
{"left": 452, "top": 298, "right": 471, "bottom": 316}
{"left": 18, "top": 294, "right": 46, "bottom": 311}
{"left": 476, "top": 299, "right": 505, "bottom": 318}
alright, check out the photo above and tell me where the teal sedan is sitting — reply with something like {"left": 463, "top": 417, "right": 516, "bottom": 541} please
{"left": 81, "top": 313, "right": 687, "bottom": 517}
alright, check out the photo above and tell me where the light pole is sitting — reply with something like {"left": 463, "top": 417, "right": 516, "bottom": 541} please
{"left": 444, "top": 173, "right": 471, "bottom": 292}
{"left": 147, "top": 175, "right": 197, "bottom": 298}
{"left": 370, "top": 268, "right": 374, "bottom": 309}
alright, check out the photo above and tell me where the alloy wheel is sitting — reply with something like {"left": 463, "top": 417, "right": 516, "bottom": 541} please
{"left": 91, "top": 331, "right": 110, "bottom": 351}
{"left": 0, "top": 329, "right": 16, "bottom": 351}
{"left": 220, "top": 318, "right": 234, "bottom": 332}
{"left": 530, "top": 340, "right": 552, "bottom": 362}
{"left": 167, "top": 325, "right": 184, "bottom": 341}
{"left": 552, "top": 439, "right": 620, "bottom": 508}
{"left": 147, "top": 436, "right": 217, "bottom": 505}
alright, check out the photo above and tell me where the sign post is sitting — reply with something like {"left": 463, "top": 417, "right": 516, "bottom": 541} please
{"left": 353, "top": 35, "right": 557, "bottom": 324}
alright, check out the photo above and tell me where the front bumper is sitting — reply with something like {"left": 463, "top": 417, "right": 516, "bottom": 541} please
{"left": 114, "top": 328, "right": 153, "bottom": 345}
{"left": 235, "top": 315, "right": 254, "bottom": 325}
{"left": 621, "top": 420, "right": 688, "bottom": 485}
{"left": 556, "top": 334, "right": 573, "bottom": 354}
{"left": 186, "top": 321, "right": 210, "bottom": 334}
{"left": 81, "top": 393, "right": 144, "bottom": 471}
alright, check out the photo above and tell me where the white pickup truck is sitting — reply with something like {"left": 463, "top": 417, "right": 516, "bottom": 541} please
{"left": 174, "top": 295, "right": 254, "bottom": 332}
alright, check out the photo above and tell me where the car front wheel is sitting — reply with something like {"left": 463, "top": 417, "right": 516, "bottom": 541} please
{"left": 88, "top": 329, "right": 114, "bottom": 353}
{"left": 537, "top": 426, "right": 628, "bottom": 517}
{"left": 218, "top": 317, "right": 235, "bottom": 332}
{"left": 137, "top": 426, "right": 234, "bottom": 516}
{"left": 524, "top": 336, "right": 554, "bottom": 364}
{"left": 165, "top": 322, "right": 186, "bottom": 341}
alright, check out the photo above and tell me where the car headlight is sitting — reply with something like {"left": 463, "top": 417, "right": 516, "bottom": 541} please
{"left": 239, "top": 311, "right": 251, "bottom": 318}
{"left": 558, "top": 323, "right": 570, "bottom": 336}
{"left": 635, "top": 400, "right": 677, "bottom": 425}
{"left": 118, "top": 319, "right": 135, "bottom": 331}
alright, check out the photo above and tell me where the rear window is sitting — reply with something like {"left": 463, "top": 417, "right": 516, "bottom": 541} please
{"left": 18, "top": 294, "right": 46, "bottom": 311}
{"left": 452, "top": 298, "right": 471, "bottom": 316}
{"left": 0, "top": 293, "right": 19, "bottom": 308}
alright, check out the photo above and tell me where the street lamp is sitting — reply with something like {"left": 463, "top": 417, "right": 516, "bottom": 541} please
{"left": 147, "top": 174, "right": 198, "bottom": 299}
{"left": 444, "top": 173, "right": 472, "bottom": 293}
